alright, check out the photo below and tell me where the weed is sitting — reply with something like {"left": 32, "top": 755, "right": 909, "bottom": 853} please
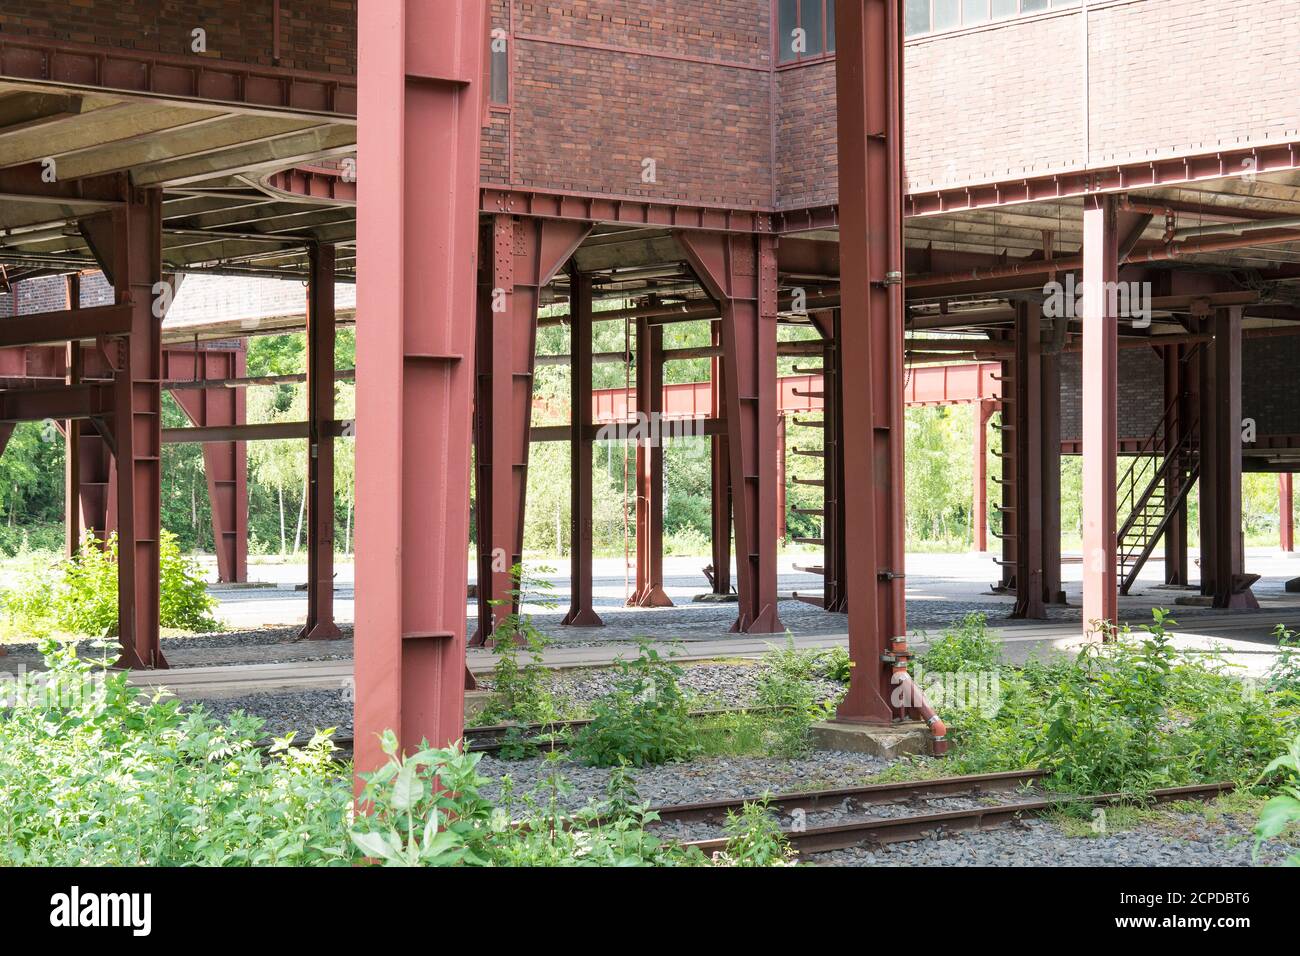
{"left": 714, "top": 798, "right": 797, "bottom": 867}
{"left": 571, "top": 641, "right": 700, "bottom": 767}
{"left": 1254, "top": 732, "right": 1300, "bottom": 865}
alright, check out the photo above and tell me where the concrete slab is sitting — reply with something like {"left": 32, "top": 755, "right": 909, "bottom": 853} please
{"left": 810, "top": 720, "right": 933, "bottom": 760}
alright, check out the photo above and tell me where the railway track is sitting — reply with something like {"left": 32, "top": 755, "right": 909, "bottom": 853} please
{"left": 646, "top": 772, "right": 1234, "bottom": 857}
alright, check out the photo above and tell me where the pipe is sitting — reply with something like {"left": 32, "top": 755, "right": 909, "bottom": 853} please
{"left": 1172, "top": 216, "right": 1300, "bottom": 241}
{"left": 888, "top": 638, "right": 948, "bottom": 756}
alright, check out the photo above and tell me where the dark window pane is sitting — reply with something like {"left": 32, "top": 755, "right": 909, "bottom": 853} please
{"left": 934, "top": 0, "right": 961, "bottom": 31}
{"left": 1021, "top": 0, "right": 1049, "bottom": 11}
{"left": 826, "top": 0, "right": 836, "bottom": 51}
{"left": 905, "top": 0, "right": 930, "bottom": 36}
{"left": 804, "top": 0, "right": 825, "bottom": 55}
{"left": 991, "top": 0, "right": 1017, "bottom": 17}
{"left": 779, "top": 0, "right": 799, "bottom": 62}
{"left": 490, "top": 47, "right": 508, "bottom": 104}
{"left": 963, "top": 0, "right": 989, "bottom": 24}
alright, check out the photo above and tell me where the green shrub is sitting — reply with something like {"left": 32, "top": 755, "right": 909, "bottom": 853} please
{"left": 0, "top": 641, "right": 351, "bottom": 865}
{"left": 819, "top": 645, "right": 854, "bottom": 683}
{"left": 919, "top": 613, "right": 1001, "bottom": 674}
{"left": 572, "top": 642, "right": 700, "bottom": 767}
{"left": 1255, "top": 733, "right": 1300, "bottom": 865}
{"left": 755, "top": 639, "right": 835, "bottom": 757}
{"left": 714, "top": 798, "right": 797, "bottom": 867}
{"left": 0, "top": 530, "right": 219, "bottom": 639}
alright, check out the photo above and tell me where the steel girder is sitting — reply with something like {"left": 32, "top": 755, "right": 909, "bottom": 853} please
{"left": 471, "top": 213, "right": 590, "bottom": 645}
{"left": 629, "top": 313, "right": 672, "bottom": 608}
{"left": 708, "top": 321, "right": 733, "bottom": 597}
{"left": 353, "top": 0, "right": 485, "bottom": 774}
{"left": 561, "top": 266, "right": 603, "bottom": 627}
{"left": 678, "top": 230, "right": 782, "bottom": 634}
{"left": 831, "top": 0, "right": 905, "bottom": 722}
{"left": 163, "top": 345, "right": 249, "bottom": 584}
{"left": 1081, "top": 195, "right": 1120, "bottom": 636}
{"left": 300, "top": 242, "right": 341, "bottom": 639}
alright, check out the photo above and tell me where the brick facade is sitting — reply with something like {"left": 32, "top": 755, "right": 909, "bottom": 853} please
{"left": 0, "top": 1, "right": 356, "bottom": 75}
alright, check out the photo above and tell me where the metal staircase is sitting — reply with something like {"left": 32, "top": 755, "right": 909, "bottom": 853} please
{"left": 1116, "top": 396, "right": 1200, "bottom": 595}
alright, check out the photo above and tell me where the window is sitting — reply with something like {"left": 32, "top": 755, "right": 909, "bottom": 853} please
{"left": 905, "top": 0, "right": 1078, "bottom": 38}
{"left": 777, "top": 0, "right": 837, "bottom": 64}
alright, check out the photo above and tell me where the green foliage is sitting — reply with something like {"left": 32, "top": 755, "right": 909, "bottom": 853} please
{"left": 0, "top": 641, "right": 352, "bottom": 865}
{"left": 919, "top": 613, "right": 1002, "bottom": 674}
{"left": 1267, "top": 624, "right": 1300, "bottom": 696}
{"left": 1254, "top": 733, "right": 1300, "bottom": 865}
{"left": 0, "top": 530, "right": 218, "bottom": 639}
{"left": 819, "top": 645, "right": 854, "bottom": 683}
{"left": 572, "top": 642, "right": 701, "bottom": 767}
{"left": 754, "top": 637, "right": 836, "bottom": 757}
{"left": 477, "top": 564, "right": 572, "bottom": 731}
{"left": 714, "top": 798, "right": 797, "bottom": 867}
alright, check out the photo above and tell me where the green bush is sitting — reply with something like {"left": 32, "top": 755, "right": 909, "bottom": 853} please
{"left": 755, "top": 638, "right": 835, "bottom": 757}
{"left": 1255, "top": 733, "right": 1300, "bottom": 865}
{"left": 0, "top": 641, "right": 352, "bottom": 865}
{"left": 572, "top": 642, "right": 701, "bottom": 767}
{"left": 919, "top": 613, "right": 1002, "bottom": 674}
{"left": 0, "top": 530, "right": 218, "bottom": 639}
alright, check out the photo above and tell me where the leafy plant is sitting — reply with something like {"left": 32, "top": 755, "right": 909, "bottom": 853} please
{"left": 755, "top": 639, "right": 835, "bottom": 758}
{"left": 714, "top": 798, "right": 797, "bottom": 867}
{"left": 919, "top": 613, "right": 1001, "bottom": 674}
{"left": 1254, "top": 732, "right": 1300, "bottom": 866}
{"left": 571, "top": 641, "right": 700, "bottom": 767}
{"left": 819, "top": 645, "right": 854, "bottom": 683}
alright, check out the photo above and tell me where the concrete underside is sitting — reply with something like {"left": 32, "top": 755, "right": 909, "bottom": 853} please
{"left": 810, "top": 720, "right": 934, "bottom": 759}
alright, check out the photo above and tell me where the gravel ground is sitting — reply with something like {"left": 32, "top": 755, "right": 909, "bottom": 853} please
{"left": 191, "top": 687, "right": 354, "bottom": 738}
{"left": 817, "top": 812, "right": 1297, "bottom": 867}
{"left": 478, "top": 661, "right": 846, "bottom": 712}
{"left": 476, "top": 751, "right": 891, "bottom": 814}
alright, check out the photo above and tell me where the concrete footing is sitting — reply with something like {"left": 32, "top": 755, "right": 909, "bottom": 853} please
{"left": 464, "top": 689, "right": 493, "bottom": 724}
{"left": 810, "top": 720, "right": 934, "bottom": 760}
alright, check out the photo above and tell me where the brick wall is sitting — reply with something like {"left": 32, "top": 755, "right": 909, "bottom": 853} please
{"left": 1243, "top": 337, "right": 1300, "bottom": 438}
{"left": 0, "top": 1, "right": 356, "bottom": 75}
{"left": 1060, "top": 346, "right": 1165, "bottom": 444}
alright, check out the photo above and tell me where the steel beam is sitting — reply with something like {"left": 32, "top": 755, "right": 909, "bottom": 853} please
{"left": 472, "top": 214, "right": 591, "bottom": 644}
{"left": 1081, "top": 195, "right": 1120, "bottom": 636}
{"left": 678, "top": 231, "right": 782, "bottom": 634}
{"left": 353, "top": 0, "right": 484, "bottom": 774}
{"left": 709, "top": 321, "right": 732, "bottom": 596}
{"left": 822, "top": 308, "right": 848, "bottom": 613}
{"left": 1010, "top": 302, "right": 1045, "bottom": 620}
{"left": 1281, "top": 474, "right": 1295, "bottom": 553}
{"left": 164, "top": 345, "right": 249, "bottom": 584}
{"left": 561, "top": 267, "right": 603, "bottom": 627}
{"left": 832, "top": 0, "right": 905, "bottom": 721}
{"left": 300, "top": 243, "right": 341, "bottom": 639}
{"left": 1040, "top": 328, "right": 1064, "bottom": 606}
{"left": 1200, "top": 306, "right": 1257, "bottom": 609}
{"left": 629, "top": 313, "right": 672, "bottom": 608}
{"left": 1163, "top": 344, "right": 1191, "bottom": 584}
{"left": 102, "top": 188, "right": 166, "bottom": 669}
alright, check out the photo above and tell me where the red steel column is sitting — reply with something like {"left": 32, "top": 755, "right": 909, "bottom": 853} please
{"left": 64, "top": 273, "right": 83, "bottom": 556}
{"left": 630, "top": 313, "right": 672, "bottom": 607}
{"left": 354, "top": 0, "right": 484, "bottom": 773}
{"left": 833, "top": 0, "right": 905, "bottom": 722}
{"left": 1163, "top": 344, "right": 1190, "bottom": 584}
{"left": 472, "top": 215, "right": 590, "bottom": 643}
{"left": 111, "top": 187, "right": 166, "bottom": 669}
{"left": 823, "top": 308, "right": 847, "bottom": 612}
{"left": 1011, "top": 300, "right": 1045, "bottom": 620}
{"left": 1082, "top": 194, "right": 1120, "bottom": 636}
{"left": 1281, "top": 474, "right": 1294, "bottom": 552}
{"left": 972, "top": 401, "right": 990, "bottom": 552}
{"left": 678, "top": 231, "right": 783, "bottom": 633}
{"left": 709, "top": 321, "right": 732, "bottom": 595}
{"left": 561, "top": 266, "right": 603, "bottom": 626}
{"left": 301, "top": 243, "right": 340, "bottom": 639}
{"left": 1200, "top": 305, "right": 1256, "bottom": 609}
{"left": 1040, "top": 337, "right": 1065, "bottom": 605}
{"left": 777, "top": 413, "right": 787, "bottom": 541}
{"left": 166, "top": 346, "right": 249, "bottom": 584}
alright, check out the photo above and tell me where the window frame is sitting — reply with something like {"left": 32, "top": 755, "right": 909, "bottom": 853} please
{"left": 487, "top": 23, "right": 512, "bottom": 111}
{"left": 774, "top": 0, "right": 838, "bottom": 69}
{"left": 905, "top": 0, "right": 1082, "bottom": 40}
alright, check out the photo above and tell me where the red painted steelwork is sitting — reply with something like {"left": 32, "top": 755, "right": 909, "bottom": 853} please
{"left": 0, "top": 35, "right": 358, "bottom": 116}
{"left": 1281, "top": 474, "right": 1294, "bottom": 553}
{"left": 472, "top": 214, "right": 590, "bottom": 644}
{"left": 353, "top": 0, "right": 484, "bottom": 774}
{"left": 561, "top": 267, "right": 603, "bottom": 627}
{"left": 301, "top": 243, "right": 340, "bottom": 639}
{"left": 1082, "top": 195, "right": 1120, "bottom": 636}
{"left": 481, "top": 188, "right": 771, "bottom": 235}
{"left": 164, "top": 345, "right": 249, "bottom": 584}
{"left": 972, "top": 401, "right": 993, "bottom": 553}
{"left": 678, "top": 231, "right": 782, "bottom": 634}
{"left": 709, "top": 322, "right": 732, "bottom": 597}
{"left": 834, "top": 0, "right": 906, "bottom": 723}
{"left": 630, "top": 314, "right": 672, "bottom": 608}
